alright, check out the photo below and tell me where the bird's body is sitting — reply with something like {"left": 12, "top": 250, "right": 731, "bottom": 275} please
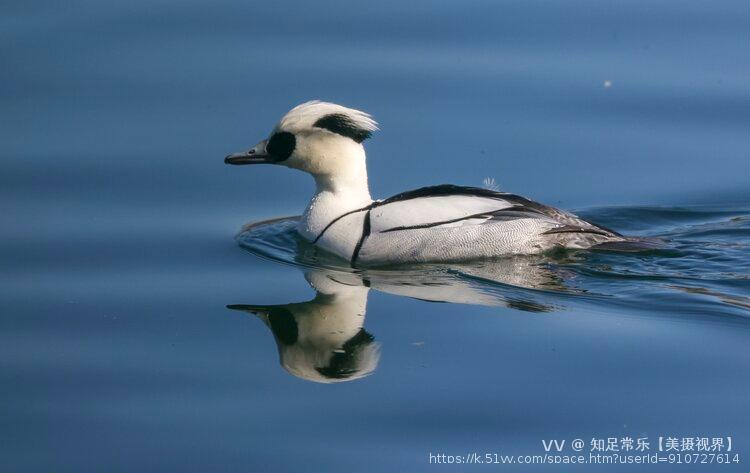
{"left": 304, "top": 184, "right": 624, "bottom": 266}
{"left": 226, "top": 101, "right": 634, "bottom": 266}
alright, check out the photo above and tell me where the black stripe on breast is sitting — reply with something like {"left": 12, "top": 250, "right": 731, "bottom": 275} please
{"left": 350, "top": 210, "right": 372, "bottom": 267}
{"left": 313, "top": 202, "right": 376, "bottom": 244}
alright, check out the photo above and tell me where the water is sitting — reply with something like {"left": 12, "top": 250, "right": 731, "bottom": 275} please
{"left": 2, "top": 0, "right": 750, "bottom": 471}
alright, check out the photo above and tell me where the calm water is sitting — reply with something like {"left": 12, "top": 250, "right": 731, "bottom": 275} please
{"left": 2, "top": 1, "right": 750, "bottom": 471}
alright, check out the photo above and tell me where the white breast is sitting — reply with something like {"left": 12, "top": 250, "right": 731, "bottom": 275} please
{"left": 312, "top": 210, "right": 367, "bottom": 260}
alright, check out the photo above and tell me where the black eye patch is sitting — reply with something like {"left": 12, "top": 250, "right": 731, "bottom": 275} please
{"left": 313, "top": 113, "right": 372, "bottom": 143}
{"left": 266, "top": 131, "right": 296, "bottom": 161}
{"left": 267, "top": 307, "right": 298, "bottom": 346}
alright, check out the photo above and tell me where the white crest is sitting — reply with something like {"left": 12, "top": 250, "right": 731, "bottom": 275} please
{"left": 276, "top": 100, "right": 379, "bottom": 136}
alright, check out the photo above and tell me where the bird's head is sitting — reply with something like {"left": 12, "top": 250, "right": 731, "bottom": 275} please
{"left": 225, "top": 101, "right": 378, "bottom": 179}
{"left": 226, "top": 270, "right": 379, "bottom": 384}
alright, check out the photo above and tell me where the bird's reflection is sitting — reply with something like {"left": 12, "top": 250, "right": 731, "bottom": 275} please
{"left": 228, "top": 271, "right": 379, "bottom": 383}
{"left": 228, "top": 257, "right": 571, "bottom": 383}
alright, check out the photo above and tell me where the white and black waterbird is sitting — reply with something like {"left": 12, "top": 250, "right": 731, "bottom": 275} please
{"left": 225, "top": 101, "right": 645, "bottom": 266}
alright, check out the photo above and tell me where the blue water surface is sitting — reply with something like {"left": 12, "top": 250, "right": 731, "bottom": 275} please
{"left": 2, "top": 1, "right": 750, "bottom": 471}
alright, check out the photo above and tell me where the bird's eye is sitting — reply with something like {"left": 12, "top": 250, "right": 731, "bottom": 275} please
{"left": 266, "top": 132, "right": 296, "bottom": 161}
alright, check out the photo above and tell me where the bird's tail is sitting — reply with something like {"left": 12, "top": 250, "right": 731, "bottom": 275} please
{"left": 590, "top": 237, "right": 668, "bottom": 252}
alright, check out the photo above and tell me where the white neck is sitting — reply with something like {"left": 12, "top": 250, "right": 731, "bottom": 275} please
{"left": 297, "top": 152, "right": 373, "bottom": 240}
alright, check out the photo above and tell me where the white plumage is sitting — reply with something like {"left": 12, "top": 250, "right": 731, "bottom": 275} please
{"left": 276, "top": 100, "right": 378, "bottom": 136}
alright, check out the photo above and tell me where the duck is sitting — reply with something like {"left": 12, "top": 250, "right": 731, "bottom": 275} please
{"left": 225, "top": 101, "right": 638, "bottom": 267}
